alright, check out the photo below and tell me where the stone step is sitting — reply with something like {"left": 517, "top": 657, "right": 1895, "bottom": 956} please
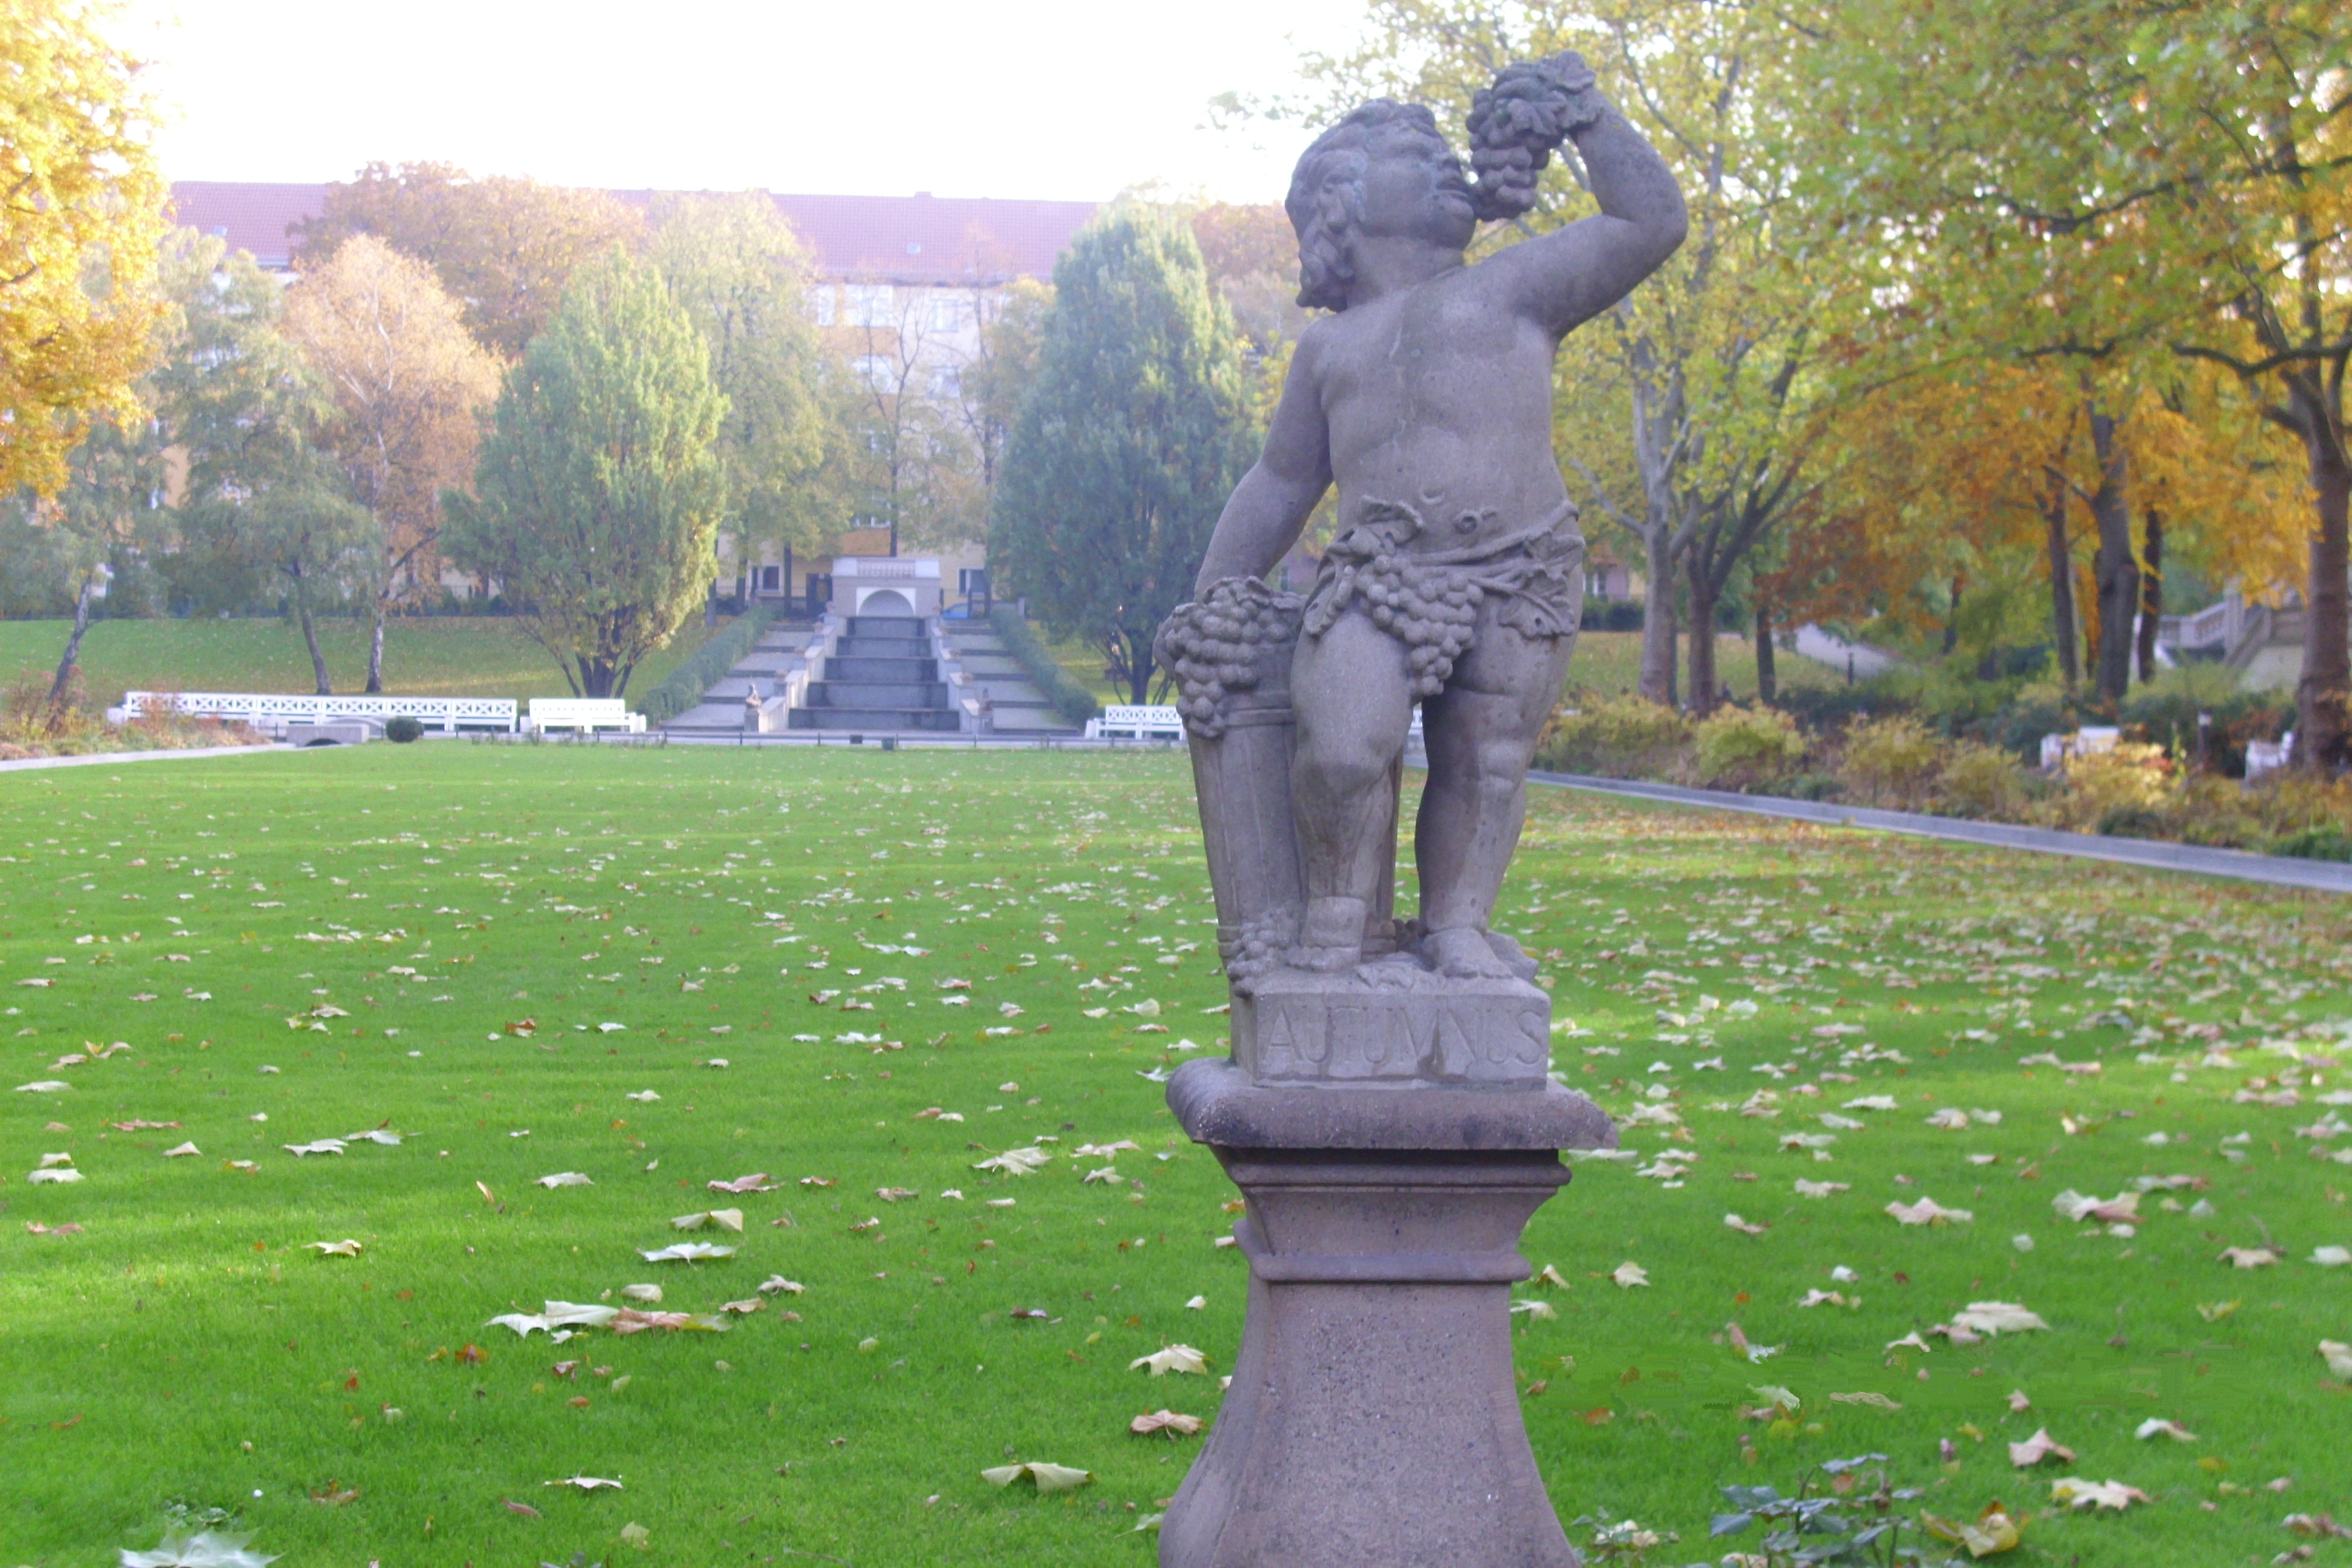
{"left": 834, "top": 637, "right": 930, "bottom": 660}
{"left": 804, "top": 681, "right": 948, "bottom": 709}
{"left": 825, "top": 656, "right": 937, "bottom": 682}
{"left": 786, "top": 706, "right": 961, "bottom": 732}
{"left": 846, "top": 615, "right": 925, "bottom": 638}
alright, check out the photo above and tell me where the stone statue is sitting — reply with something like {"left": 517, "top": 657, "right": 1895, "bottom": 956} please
{"left": 1158, "top": 50, "right": 1685, "bottom": 1081}
{"left": 1179, "top": 48, "right": 1683, "bottom": 979}
{"left": 1152, "top": 55, "right": 1683, "bottom": 1568}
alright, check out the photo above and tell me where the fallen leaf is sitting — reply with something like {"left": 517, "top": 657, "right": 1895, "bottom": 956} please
{"left": 758, "top": 1275, "right": 805, "bottom": 1295}
{"left": 2135, "top": 1418, "right": 2198, "bottom": 1442}
{"left": 1130, "top": 1409, "right": 1204, "bottom": 1436}
{"left": 162, "top": 1141, "right": 201, "bottom": 1158}
{"left": 981, "top": 1461, "right": 1092, "bottom": 1493}
{"left": 2010, "top": 1427, "right": 2075, "bottom": 1467}
{"left": 1886, "top": 1197, "right": 1974, "bottom": 1226}
{"left": 536, "top": 1172, "right": 593, "bottom": 1188}
{"left": 2050, "top": 1477, "right": 2151, "bottom": 1511}
{"left": 1948, "top": 1302, "right": 2050, "bottom": 1337}
{"left": 1827, "top": 1391, "right": 1902, "bottom": 1411}
{"left": 2220, "top": 1246, "right": 2281, "bottom": 1269}
{"left": 304, "top": 1239, "right": 362, "bottom": 1257}
{"left": 119, "top": 1529, "right": 278, "bottom": 1567}
{"left": 669, "top": 1209, "right": 744, "bottom": 1232}
{"left": 543, "top": 1475, "right": 623, "bottom": 1490}
{"left": 1130, "top": 1345, "right": 1208, "bottom": 1377}
{"left": 638, "top": 1242, "right": 736, "bottom": 1262}
{"left": 1612, "top": 1262, "right": 1650, "bottom": 1288}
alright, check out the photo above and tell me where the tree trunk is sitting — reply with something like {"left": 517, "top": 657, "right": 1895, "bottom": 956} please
{"left": 1942, "top": 574, "right": 1963, "bottom": 657}
{"left": 1685, "top": 552, "right": 1720, "bottom": 716}
{"left": 2086, "top": 407, "right": 2138, "bottom": 703}
{"left": 2043, "top": 469, "right": 2080, "bottom": 690}
{"left": 2135, "top": 508, "right": 2164, "bottom": 685}
{"left": 1639, "top": 525, "right": 1678, "bottom": 705}
{"left": 578, "top": 658, "right": 615, "bottom": 699}
{"left": 366, "top": 600, "right": 387, "bottom": 694}
{"left": 2294, "top": 387, "right": 2350, "bottom": 771}
{"left": 1754, "top": 599, "right": 1777, "bottom": 704}
{"left": 294, "top": 574, "right": 331, "bottom": 695}
{"left": 47, "top": 567, "right": 102, "bottom": 715}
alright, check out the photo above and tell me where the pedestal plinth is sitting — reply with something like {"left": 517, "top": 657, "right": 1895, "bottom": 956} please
{"left": 1162, "top": 1059, "right": 1616, "bottom": 1568}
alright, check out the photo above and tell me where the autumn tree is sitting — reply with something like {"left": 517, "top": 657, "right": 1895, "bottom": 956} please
{"left": 0, "top": 0, "right": 166, "bottom": 498}
{"left": 280, "top": 235, "right": 500, "bottom": 691}
{"left": 295, "top": 162, "right": 643, "bottom": 359}
{"left": 444, "top": 249, "right": 726, "bottom": 699}
{"left": 834, "top": 277, "right": 978, "bottom": 554}
{"left": 645, "top": 193, "right": 841, "bottom": 589}
{"left": 1784, "top": 0, "right": 2349, "bottom": 752}
{"left": 990, "top": 210, "right": 1257, "bottom": 703}
{"left": 150, "top": 235, "right": 369, "bottom": 693}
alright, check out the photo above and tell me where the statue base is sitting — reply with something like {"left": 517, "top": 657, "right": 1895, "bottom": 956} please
{"left": 1162, "top": 1058, "right": 1616, "bottom": 1568}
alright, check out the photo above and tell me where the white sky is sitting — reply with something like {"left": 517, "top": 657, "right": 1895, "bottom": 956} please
{"left": 116, "top": 0, "right": 1369, "bottom": 202}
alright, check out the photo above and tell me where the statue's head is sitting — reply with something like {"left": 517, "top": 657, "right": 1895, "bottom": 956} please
{"left": 1286, "top": 99, "right": 1477, "bottom": 311}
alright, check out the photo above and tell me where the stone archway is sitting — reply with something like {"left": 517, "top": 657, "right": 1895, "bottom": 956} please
{"left": 858, "top": 588, "right": 915, "bottom": 616}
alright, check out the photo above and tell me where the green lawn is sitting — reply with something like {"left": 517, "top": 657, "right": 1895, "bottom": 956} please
{"left": 0, "top": 616, "right": 729, "bottom": 709}
{"left": 1042, "top": 627, "right": 1844, "bottom": 706}
{"left": 2, "top": 745, "right": 2346, "bottom": 1566}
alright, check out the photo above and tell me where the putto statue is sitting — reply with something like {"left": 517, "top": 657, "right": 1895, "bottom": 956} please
{"left": 1159, "top": 52, "right": 1687, "bottom": 1073}
{"left": 1154, "top": 58, "right": 1683, "bottom": 1567}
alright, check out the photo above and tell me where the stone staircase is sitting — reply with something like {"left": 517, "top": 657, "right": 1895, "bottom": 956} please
{"left": 939, "top": 620, "right": 1083, "bottom": 736}
{"left": 788, "top": 614, "right": 959, "bottom": 732}
{"left": 658, "top": 616, "right": 821, "bottom": 733}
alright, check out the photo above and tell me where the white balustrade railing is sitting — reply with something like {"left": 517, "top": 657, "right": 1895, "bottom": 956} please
{"left": 117, "top": 691, "right": 516, "bottom": 734}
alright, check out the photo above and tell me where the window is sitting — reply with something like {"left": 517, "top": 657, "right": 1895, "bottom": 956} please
{"left": 845, "top": 284, "right": 896, "bottom": 327}
{"left": 928, "top": 293, "right": 962, "bottom": 332}
{"left": 930, "top": 366, "right": 962, "bottom": 398}
{"left": 959, "top": 568, "right": 990, "bottom": 597}
{"left": 803, "top": 285, "right": 836, "bottom": 326}
{"left": 853, "top": 355, "right": 894, "bottom": 392}
{"left": 760, "top": 565, "right": 781, "bottom": 591}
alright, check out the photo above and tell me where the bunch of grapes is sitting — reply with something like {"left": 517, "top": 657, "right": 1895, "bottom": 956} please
{"left": 1357, "top": 562, "right": 1482, "bottom": 698}
{"left": 1467, "top": 50, "right": 1605, "bottom": 222}
{"left": 1154, "top": 579, "right": 1307, "bottom": 739}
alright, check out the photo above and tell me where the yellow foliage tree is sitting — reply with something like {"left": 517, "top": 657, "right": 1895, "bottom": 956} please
{"left": 0, "top": 0, "right": 165, "bottom": 498}
{"left": 280, "top": 235, "right": 502, "bottom": 691}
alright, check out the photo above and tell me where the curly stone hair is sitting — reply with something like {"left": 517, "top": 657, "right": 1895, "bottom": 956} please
{"left": 1284, "top": 100, "right": 1465, "bottom": 313}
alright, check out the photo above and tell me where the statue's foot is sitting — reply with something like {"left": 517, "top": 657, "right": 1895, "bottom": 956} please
{"left": 1284, "top": 942, "right": 1365, "bottom": 973}
{"left": 1481, "top": 929, "right": 1541, "bottom": 983}
{"left": 1425, "top": 925, "right": 1515, "bottom": 979}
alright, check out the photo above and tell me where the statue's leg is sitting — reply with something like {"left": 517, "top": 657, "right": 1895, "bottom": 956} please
{"left": 1288, "top": 612, "right": 1412, "bottom": 970}
{"left": 1414, "top": 618, "right": 1574, "bottom": 978}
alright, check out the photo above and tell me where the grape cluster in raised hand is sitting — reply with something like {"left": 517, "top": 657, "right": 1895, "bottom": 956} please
{"left": 1154, "top": 578, "right": 1308, "bottom": 740}
{"left": 1467, "top": 51, "right": 1606, "bottom": 222}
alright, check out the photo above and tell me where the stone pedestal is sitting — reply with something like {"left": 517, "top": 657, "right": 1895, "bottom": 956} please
{"left": 1162, "top": 1059, "right": 1616, "bottom": 1568}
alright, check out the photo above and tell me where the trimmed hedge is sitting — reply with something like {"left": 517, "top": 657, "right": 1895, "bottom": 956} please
{"left": 632, "top": 607, "right": 776, "bottom": 725}
{"left": 987, "top": 606, "right": 1100, "bottom": 725}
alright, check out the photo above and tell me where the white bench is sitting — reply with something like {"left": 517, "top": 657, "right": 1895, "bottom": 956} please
{"left": 2246, "top": 732, "right": 2295, "bottom": 781}
{"left": 1087, "top": 703, "right": 1185, "bottom": 740}
{"left": 527, "top": 698, "right": 645, "bottom": 735}
{"left": 2038, "top": 726, "right": 2121, "bottom": 770}
{"left": 114, "top": 691, "right": 516, "bottom": 736}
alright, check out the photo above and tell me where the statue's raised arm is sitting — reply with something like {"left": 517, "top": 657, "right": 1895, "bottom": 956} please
{"left": 1465, "top": 50, "right": 1688, "bottom": 338}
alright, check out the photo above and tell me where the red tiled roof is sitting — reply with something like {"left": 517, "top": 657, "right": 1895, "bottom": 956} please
{"left": 167, "top": 182, "right": 1093, "bottom": 283}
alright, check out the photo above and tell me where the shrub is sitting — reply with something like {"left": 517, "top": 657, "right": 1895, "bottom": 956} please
{"left": 2271, "top": 821, "right": 2352, "bottom": 862}
{"left": 1784, "top": 772, "right": 1845, "bottom": 801}
{"left": 1534, "top": 695, "right": 1692, "bottom": 778}
{"left": 1936, "top": 741, "right": 2028, "bottom": 819}
{"left": 2056, "top": 741, "right": 2177, "bottom": 832}
{"left": 1839, "top": 714, "right": 1943, "bottom": 807}
{"left": 632, "top": 607, "right": 775, "bottom": 726}
{"left": 988, "top": 607, "right": 1099, "bottom": 725}
{"left": 384, "top": 716, "right": 424, "bottom": 743}
{"left": 1692, "top": 704, "right": 1807, "bottom": 790}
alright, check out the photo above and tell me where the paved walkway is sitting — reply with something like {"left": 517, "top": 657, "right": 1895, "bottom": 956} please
{"left": 0, "top": 742, "right": 293, "bottom": 776}
{"left": 1528, "top": 770, "right": 2352, "bottom": 895}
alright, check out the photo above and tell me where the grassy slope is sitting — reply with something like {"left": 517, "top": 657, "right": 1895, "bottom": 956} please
{"left": 1042, "top": 626, "right": 1843, "bottom": 706}
{"left": 0, "top": 746, "right": 2346, "bottom": 1567}
{"left": 0, "top": 617, "right": 728, "bottom": 707}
